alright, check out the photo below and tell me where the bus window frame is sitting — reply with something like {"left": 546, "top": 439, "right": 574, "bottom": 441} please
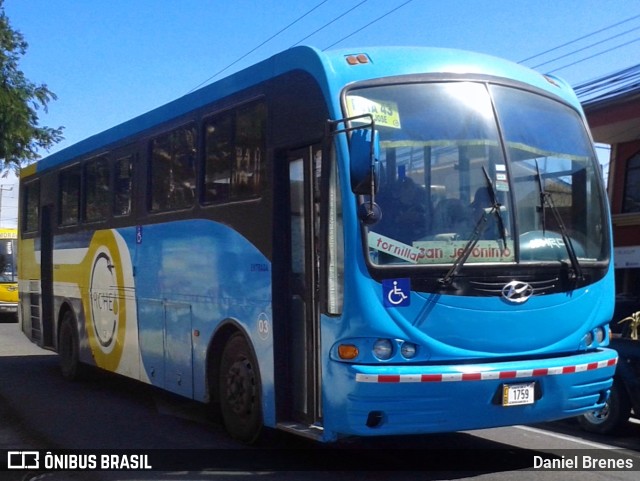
{"left": 58, "top": 163, "right": 82, "bottom": 228}
{"left": 147, "top": 121, "right": 198, "bottom": 214}
{"left": 201, "top": 108, "right": 235, "bottom": 206}
{"left": 83, "top": 154, "right": 111, "bottom": 225}
{"left": 22, "top": 179, "right": 41, "bottom": 236}
{"left": 114, "top": 153, "right": 135, "bottom": 219}
{"left": 200, "top": 98, "right": 267, "bottom": 207}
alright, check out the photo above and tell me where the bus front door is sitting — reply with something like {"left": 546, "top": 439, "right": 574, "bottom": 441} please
{"left": 40, "top": 204, "right": 55, "bottom": 348}
{"left": 274, "top": 145, "right": 322, "bottom": 432}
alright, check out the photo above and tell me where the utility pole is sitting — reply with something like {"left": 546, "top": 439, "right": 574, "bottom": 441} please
{"left": 0, "top": 185, "right": 14, "bottom": 227}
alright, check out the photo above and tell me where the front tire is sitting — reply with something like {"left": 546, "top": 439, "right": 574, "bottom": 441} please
{"left": 578, "top": 380, "right": 631, "bottom": 434}
{"left": 219, "top": 333, "right": 263, "bottom": 443}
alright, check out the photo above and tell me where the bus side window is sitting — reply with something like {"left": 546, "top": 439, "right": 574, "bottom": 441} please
{"left": 115, "top": 155, "right": 133, "bottom": 216}
{"left": 85, "top": 156, "right": 110, "bottom": 222}
{"left": 203, "top": 113, "right": 233, "bottom": 204}
{"left": 231, "top": 102, "right": 265, "bottom": 200}
{"left": 59, "top": 166, "right": 81, "bottom": 226}
{"left": 202, "top": 100, "right": 266, "bottom": 205}
{"left": 23, "top": 181, "right": 40, "bottom": 234}
{"left": 150, "top": 124, "right": 197, "bottom": 212}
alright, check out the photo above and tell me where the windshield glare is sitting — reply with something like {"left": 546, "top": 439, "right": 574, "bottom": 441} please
{"left": 345, "top": 82, "right": 607, "bottom": 267}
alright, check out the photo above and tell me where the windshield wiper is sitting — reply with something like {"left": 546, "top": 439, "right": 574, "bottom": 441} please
{"left": 482, "top": 166, "right": 508, "bottom": 247}
{"left": 534, "top": 161, "right": 584, "bottom": 281}
{"left": 535, "top": 160, "right": 547, "bottom": 235}
{"left": 439, "top": 208, "right": 490, "bottom": 287}
{"left": 439, "top": 167, "right": 507, "bottom": 287}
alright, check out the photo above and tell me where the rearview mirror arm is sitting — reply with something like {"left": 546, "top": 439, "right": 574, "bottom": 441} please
{"left": 326, "top": 114, "right": 381, "bottom": 224}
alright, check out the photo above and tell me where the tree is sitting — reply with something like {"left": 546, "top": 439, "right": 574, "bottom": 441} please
{"left": 0, "top": 0, "right": 63, "bottom": 174}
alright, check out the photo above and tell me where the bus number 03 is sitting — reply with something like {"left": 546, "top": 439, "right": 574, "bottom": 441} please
{"left": 258, "top": 318, "right": 270, "bottom": 339}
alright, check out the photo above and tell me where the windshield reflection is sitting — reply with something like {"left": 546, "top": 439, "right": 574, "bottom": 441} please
{"left": 345, "top": 81, "right": 606, "bottom": 267}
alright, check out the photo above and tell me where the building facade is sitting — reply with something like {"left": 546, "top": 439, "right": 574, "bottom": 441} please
{"left": 584, "top": 86, "right": 640, "bottom": 322}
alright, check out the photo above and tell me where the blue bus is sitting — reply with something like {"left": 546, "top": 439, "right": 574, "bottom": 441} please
{"left": 18, "top": 46, "right": 617, "bottom": 443}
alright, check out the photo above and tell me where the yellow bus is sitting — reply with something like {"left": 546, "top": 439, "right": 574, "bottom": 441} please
{"left": 0, "top": 228, "right": 18, "bottom": 317}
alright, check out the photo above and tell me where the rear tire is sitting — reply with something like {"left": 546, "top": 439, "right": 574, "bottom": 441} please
{"left": 578, "top": 380, "right": 631, "bottom": 434}
{"left": 58, "top": 311, "right": 87, "bottom": 381}
{"left": 219, "top": 333, "right": 263, "bottom": 443}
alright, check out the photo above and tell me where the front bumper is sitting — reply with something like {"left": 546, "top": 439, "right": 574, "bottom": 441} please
{"left": 0, "top": 302, "right": 17, "bottom": 313}
{"left": 324, "top": 348, "right": 617, "bottom": 437}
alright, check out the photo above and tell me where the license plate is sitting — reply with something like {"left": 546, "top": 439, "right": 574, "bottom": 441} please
{"left": 502, "top": 382, "right": 535, "bottom": 406}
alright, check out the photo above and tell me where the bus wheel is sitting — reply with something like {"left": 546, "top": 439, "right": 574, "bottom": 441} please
{"left": 578, "top": 380, "right": 631, "bottom": 435}
{"left": 219, "top": 333, "right": 262, "bottom": 443}
{"left": 58, "top": 312, "right": 86, "bottom": 381}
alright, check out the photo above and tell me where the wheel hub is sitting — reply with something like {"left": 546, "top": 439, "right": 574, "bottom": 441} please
{"left": 225, "top": 358, "right": 255, "bottom": 416}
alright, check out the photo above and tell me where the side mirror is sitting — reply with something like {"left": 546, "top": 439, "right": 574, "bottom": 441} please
{"left": 326, "top": 116, "right": 381, "bottom": 225}
{"left": 349, "top": 128, "right": 380, "bottom": 194}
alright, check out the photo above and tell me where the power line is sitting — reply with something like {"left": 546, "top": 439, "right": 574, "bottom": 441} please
{"left": 322, "top": 0, "right": 414, "bottom": 50}
{"left": 188, "top": 0, "right": 414, "bottom": 93}
{"left": 186, "top": 0, "right": 330, "bottom": 94}
{"left": 574, "top": 63, "right": 640, "bottom": 99}
{"left": 519, "top": 13, "right": 640, "bottom": 64}
{"left": 547, "top": 36, "right": 640, "bottom": 74}
{"left": 291, "top": 0, "right": 368, "bottom": 47}
{"left": 574, "top": 61, "right": 640, "bottom": 115}
{"left": 520, "top": 13, "right": 640, "bottom": 99}
{"left": 531, "top": 24, "right": 640, "bottom": 70}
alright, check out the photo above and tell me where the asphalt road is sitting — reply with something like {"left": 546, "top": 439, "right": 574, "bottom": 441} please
{"left": 0, "top": 320, "right": 639, "bottom": 481}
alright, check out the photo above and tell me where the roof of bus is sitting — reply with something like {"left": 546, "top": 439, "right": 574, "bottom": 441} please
{"left": 28, "top": 45, "right": 577, "bottom": 175}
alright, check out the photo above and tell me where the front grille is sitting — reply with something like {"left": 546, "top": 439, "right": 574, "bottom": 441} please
{"left": 469, "top": 276, "right": 559, "bottom": 297}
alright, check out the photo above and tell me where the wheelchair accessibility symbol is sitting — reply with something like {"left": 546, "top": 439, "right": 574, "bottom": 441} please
{"left": 382, "top": 278, "right": 411, "bottom": 307}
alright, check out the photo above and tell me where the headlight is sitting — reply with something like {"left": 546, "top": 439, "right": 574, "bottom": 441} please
{"left": 373, "top": 339, "right": 393, "bottom": 360}
{"left": 584, "top": 327, "right": 606, "bottom": 348}
{"left": 584, "top": 331, "right": 594, "bottom": 347}
{"left": 332, "top": 338, "right": 424, "bottom": 362}
{"left": 400, "top": 342, "right": 418, "bottom": 359}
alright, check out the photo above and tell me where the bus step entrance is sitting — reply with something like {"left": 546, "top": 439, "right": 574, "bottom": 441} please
{"left": 276, "top": 421, "right": 324, "bottom": 441}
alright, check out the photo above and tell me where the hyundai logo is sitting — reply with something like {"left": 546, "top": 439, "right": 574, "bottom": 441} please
{"left": 501, "top": 281, "right": 534, "bottom": 304}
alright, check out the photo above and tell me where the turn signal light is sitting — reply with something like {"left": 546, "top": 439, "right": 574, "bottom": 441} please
{"left": 338, "top": 344, "right": 359, "bottom": 360}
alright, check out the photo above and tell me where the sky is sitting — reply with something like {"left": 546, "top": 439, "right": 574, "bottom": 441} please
{"left": 1, "top": 0, "right": 639, "bottom": 227}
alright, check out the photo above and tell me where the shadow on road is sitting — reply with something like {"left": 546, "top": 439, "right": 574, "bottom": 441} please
{"left": 0, "top": 353, "right": 637, "bottom": 480}
{"left": 534, "top": 417, "right": 640, "bottom": 451}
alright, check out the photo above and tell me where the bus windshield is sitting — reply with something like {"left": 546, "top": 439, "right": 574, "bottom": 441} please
{"left": 346, "top": 82, "right": 607, "bottom": 267}
{"left": 0, "top": 238, "right": 16, "bottom": 283}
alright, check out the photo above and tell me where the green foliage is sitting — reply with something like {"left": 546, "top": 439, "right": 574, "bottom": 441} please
{"left": 0, "top": 0, "right": 63, "bottom": 173}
